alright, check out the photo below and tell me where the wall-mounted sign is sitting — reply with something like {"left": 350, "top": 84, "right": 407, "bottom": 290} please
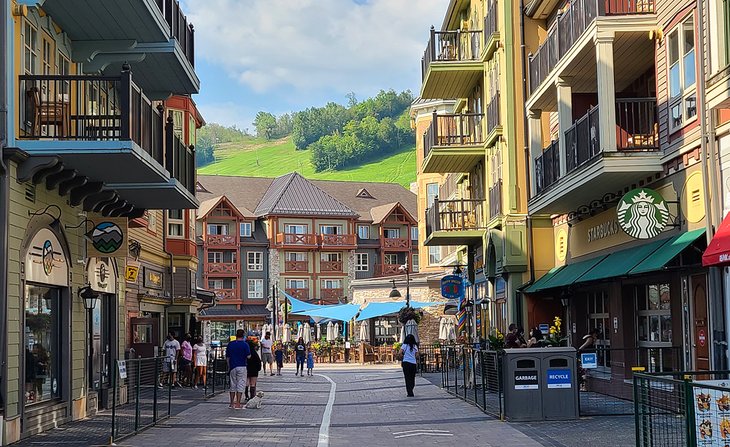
{"left": 692, "top": 380, "right": 730, "bottom": 445}
{"left": 87, "top": 257, "right": 117, "bottom": 293}
{"left": 144, "top": 267, "right": 163, "bottom": 290}
{"left": 514, "top": 370, "right": 539, "bottom": 390}
{"left": 441, "top": 275, "right": 464, "bottom": 299}
{"left": 555, "top": 228, "right": 568, "bottom": 261}
{"left": 617, "top": 188, "right": 670, "bottom": 240}
{"left": 587, "top": 219, "right": 620, "bottom": 243}
{"left": 581, "top": 353, "right": 597, "bottom": 369}
{"left": 24, "top": 228, "right": 68, "bottom": 287}
{"left": 125, "top": 263, "right": 140, "bottom": 283}
{"left": 86, "top": 218, "right": 128, "bottom": 258}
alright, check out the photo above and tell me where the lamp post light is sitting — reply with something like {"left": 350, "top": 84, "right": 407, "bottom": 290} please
{"left": 388, "top": 263, "right": 411, "bottom": 308}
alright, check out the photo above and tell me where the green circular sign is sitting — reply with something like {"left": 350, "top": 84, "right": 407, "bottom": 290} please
{"left": 617, "top": 188, "right": 669, "bottom": 240}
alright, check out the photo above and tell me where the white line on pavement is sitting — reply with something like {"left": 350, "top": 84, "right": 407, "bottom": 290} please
{"left": 315, "top": 374, "right": 337, "bottom": 447}
{"left": 392, "top": 429, "right": 451, "bottom": 435}
{"left": 394, "top": 433, "right": 454, "bottom": 439}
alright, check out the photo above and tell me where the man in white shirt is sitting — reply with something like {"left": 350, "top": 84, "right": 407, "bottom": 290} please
{"left": 159, "top": 332, "right": 181, "bottom": 388}
{"left": 260, "top": 332, "right": 274, "bottom": 376}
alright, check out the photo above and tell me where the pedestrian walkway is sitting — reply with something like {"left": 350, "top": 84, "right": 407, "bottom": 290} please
{"left": 123, "top": 365, "right": 542, "bottom": 447}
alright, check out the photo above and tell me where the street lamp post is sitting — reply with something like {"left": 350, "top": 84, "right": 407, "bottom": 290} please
{"left": 388, "top": 264, "right": 411, "bottom": 307}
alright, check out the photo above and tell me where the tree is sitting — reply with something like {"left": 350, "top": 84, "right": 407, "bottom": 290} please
{"left": 253, "top": 111, "right": 277, "bottom": 140}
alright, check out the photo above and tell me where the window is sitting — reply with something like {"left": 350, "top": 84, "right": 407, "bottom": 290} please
{"left": 247, "top": 252, "right": 263, "bottom": 271}
{"left": 208, "top": 279, "right": 224, "bottom": 289}
{"left": 286, "top": 279, "right": 307, "bottom": 289}
{"left": 667, "top": 16, "right": 697, "bottom": 132}
{"left": 23, "top": 21, "right": 38, "bottom": 75}
{"left": 25, "top": 285, "right": 61, "bottom": 404}
{"left": 207, "top": 252, "right": 223, "bottom": 263}
{"left": 41, "top": 34, "right": 53, "bottom": 75}
{"left": 167, "top": 210, "right": 184, "bottom": 237}
{"left": 320, "top": 225, "right": 342, "bottom": 235}
{"left": 357, "top": 225, "right": 370, "bottom": 240}
{"left": 239, "top": 222, "right": 252, "bottom": 237}
{"left": 426, "top": 183, "right": 439, "bottom": 207}
{"left": 429, "top": 246, "right": 441, "bottom": 265}
{"left": 412, "top": 254, "right": 419, "bottom": 272}
{"left": 322, "top": 279, "right": 342, "bottom": 289}
{"left": 411, "top": 227, "right": 418, "bottom": 241}
{"left": 586, "top": 291, "right": 611, "bottom": 371}
{"left": 321, "top": 252, "right": 342, "bottom": 262}
{"left": 384, "top": 228, "right": 400, "bottom": 239}
{"left": 384, "top": 253, "right": 399, "bottom": 265}
{"left": 637, "top": 283, "right": 672, "bottom": 345}
{"left": 248, "top": 279, "right": 264, "bottom": 299}
{"left": 356, "top": 253, "right": 368, "bottom": 271}
{"left": 207, "top": 224, "right": 228, "bottom": 235}
{"left": 170, "top": 109, "right": 184, "bottom": 139}
{"left": 284, "top": 224, "right": 307, "bottom": 234}
{"left": 286, "top": 252, "right": 306, "bottom": 261}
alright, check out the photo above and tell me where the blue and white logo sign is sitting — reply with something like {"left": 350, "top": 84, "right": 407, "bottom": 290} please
{"left": 440, "top": 275, "right": 464, "bottom": 299}
{"left": 581, "top": 353, "right": 597, "bottom": 369}
{"left": 546, "top": 369, "right": 572, "bottom": 389}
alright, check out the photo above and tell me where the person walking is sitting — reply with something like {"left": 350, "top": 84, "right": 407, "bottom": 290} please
{"left": 260, "top": 332, "right": 275, "bottom": 376}
{"left": 192, "top": 337, "right": 207, "bottom": 389}
{"left": 274, "top": 342, "right": 284, "bottom": 376}
{"left": 294, "top": 337, "right": 306, "bottom": 377}
{"left": 179, "top": 334, "right": 193, "bottom": 387}
{"left": 159, "top": 332, "right": 180, "bottom": 388}
{"left": 306, "top": 347, "right": 315, "bottom": 376}
{"left": 400, "top": 334, "right": 418, "bottom": 397}
{"left": 246, "top": 340, "right": 262, "bottom": 402}
{"left": 226, "top": 329, "right": 251, "bottom": 409}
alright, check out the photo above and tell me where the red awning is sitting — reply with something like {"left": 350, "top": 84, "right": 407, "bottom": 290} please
{"left": 703, "top": 213, "right": 730, "bottom": 266}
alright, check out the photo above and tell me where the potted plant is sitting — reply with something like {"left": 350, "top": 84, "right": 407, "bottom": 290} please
{"left": 398, "top": 306, "right": 421, "bottom": 324}
{"left": 543, "top": 316, "right": 569, "bottom": 347}
{"left": 487, "top": 328, "right": 505, "bottom": 351}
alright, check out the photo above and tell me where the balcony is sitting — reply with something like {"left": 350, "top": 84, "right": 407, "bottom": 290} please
{"left": 321, "top": 288, "right": 344, "bottom": 302}
{"left": 425, "top": 198, "right": 486, "bottom": 246}
{"left": 375, "top": 264, "right": 405, "bottom": 277}
{"left": 213, "top": 289, "right": 239, "bottom": 301}
{"left": 205, "top": 235, "right": 238, "bottom": 247}
{"left": 530, "top": 98, "right": 662, "bottom": 214}
{"left": 285, "top": 288, "right": 309, "bottom": 300}
{"left": 17, "top": 72, "right": 197, "bottom": 214}
{"left": 527, "top": 0, "right": 655, "bottom": 107}
{"left": 383, "top": 238, "right": 409, "bottom": 250}
{"left": 486, "top": 92, "right": 501, "bottom": 145}
{"left": 422, "top": 113, "right": 485, "bottom": 173}
{"left": 276, "top": 233, "right": 318, "bottom": 249}
{"left": 320, "top": 261, "right": 344, "bottom": 273}
{"left": 484, "top": 0, "right": 499, "bottom": 59}
{"left": 285, "top": 260, "right": 309, "bottom": 273}
{"left": 320, "top": 234, "right": 356, "bottom": 249}
{"left": 420, "top": 28, "right": 483, "bottom": 99}
{"left": 207, "top": 263, "right": 238, "bottom": 275}
{"left": 41, "top": 0, "right": 198, "bottom": 97}
{"left": 489, "top": 180, "right": 503, "bottom": 220}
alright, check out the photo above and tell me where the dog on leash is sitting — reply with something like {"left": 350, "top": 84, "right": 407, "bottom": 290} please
{"left": 245, "top": 391, "right": 264, "bottom": 409}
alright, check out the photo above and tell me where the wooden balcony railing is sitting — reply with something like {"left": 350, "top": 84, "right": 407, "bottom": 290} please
{"left": 320, "top": 234, "right": 356, "bottom": 247}
{"left": 206, "top": 234, "right": 238, "bottom": 246}
{"left": 285, "top": 288, "right": 309, "bottom": 300}
{"left": 375, "top": 264, "right": 403, "bottom": 277}
{"left": 18, "top": 71, "right": 196, "bottom": 192}
{"left": 207, "top": 263, "right": 238, "bottom": 274}
{"left": 426, "top": 198, "right": 486, "bottom": 236}
{"left": 489, "top": 180, "right": 502, "bottom": 219}
{"left": 156, "top": 0, "right": 195, "bottom": 67}
{"left": 321, "top": 288, "right": 344, "bottom": 301}
{"left": 383, "top": 238, "right": 409, "bottom": 249}
{"left": 285, "top": 260, "right": 309, "bottom": 272}
{"left": 528, "top": 0, "right": 655, "bottom": 94}
{"left": 421, "top": 28, "right": 483, "bottom": 80}
{"left": 213, "top": 289, "right": 239, "bottom": 301}
{"left": 320, "top": 260, "right": 343, "bottom": 272}
{"left": 423, "top": 112, "right": 484, "bottom": 160}
{"left": 276, "top": 233, "right": 318, "bottom": 246}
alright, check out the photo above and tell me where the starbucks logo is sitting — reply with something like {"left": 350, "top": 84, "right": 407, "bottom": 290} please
{"left": 617, "top": 188, "right": 669, "bottom": 240}
{"left": 90, "top": 222, "right": 123, "bottom": 254}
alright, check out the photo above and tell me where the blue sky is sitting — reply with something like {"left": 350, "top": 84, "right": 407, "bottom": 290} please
{"left": 182, "top": 0, "right": 444, "bottom": 131}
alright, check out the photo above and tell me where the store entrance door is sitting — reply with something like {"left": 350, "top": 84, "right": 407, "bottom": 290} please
{"left": 691, "top": 274, "right": 710, "bottom": 371}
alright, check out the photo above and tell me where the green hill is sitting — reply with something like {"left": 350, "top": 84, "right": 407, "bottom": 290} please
{"left": 197, "top": 137, "right": 416, "bottom": 188}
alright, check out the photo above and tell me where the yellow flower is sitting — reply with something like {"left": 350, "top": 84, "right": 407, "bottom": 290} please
{"left": 549, "top": 326, "right": 556, "bottom": 334}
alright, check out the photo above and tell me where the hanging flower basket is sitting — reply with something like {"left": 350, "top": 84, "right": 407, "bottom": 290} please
{"left": 398, "top": 306, "right": 421, "bottom": 324}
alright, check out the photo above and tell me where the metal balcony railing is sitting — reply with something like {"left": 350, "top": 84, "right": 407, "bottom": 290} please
{"left": 565, "top": 106, "right": 601, "bottom": 173}
{"left": 489, "top": 180, "right": 502, "bottom": 219}
{"left": 423, "top": 112, "right": 484, "bottom": 160}
{"left": 528, "top": 0, "right": 655, "bottom": 94}
{"left": 534, "top": 140, "right": 560, "bottom": 195}
{"left": 485, "top": 0, "right": 498, "bottom": 41}
{"left": 426, "top": 198, "right": 486, "bottom": 236}
{"left": 421, "top": 28, "right": 483, "bottom": 80}
{"left": 486, "top": 92, "right": 500, "bottom": 135}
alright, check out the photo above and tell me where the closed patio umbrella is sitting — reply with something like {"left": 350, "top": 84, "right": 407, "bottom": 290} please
{"left": 405, "top": 319, "right": 419, "bottom": 343}
{"left": 296, "top": 323, "right": 304, "bottom": 340}
{"left": 316, "top": 323, "right": 321, "bottom": 341}
{"left": 281, "top": 324, "right": 290, "bottom": 342}
{"left": 326, "top": 321, "right": 335, "bottom": 341}
{"left": 447, "top": 319, "right": 456, "bottom": 342}
{"left": 438, "top": 317, "right": 447, "bottom": 340}
{"left": 334, "top": 323, "right": 340, "bottom": 340}
{"left": 359, "top": 321, "right": 368, "bottom": 342}
{"left": 303, "top": 322, "right": 311, "bottom": 343}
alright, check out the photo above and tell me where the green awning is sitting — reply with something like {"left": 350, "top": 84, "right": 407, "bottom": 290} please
{"left": 579, "top": 238, "right": 670, "bottom": 283}
{"left": 523, "top": 266, "right": 564, "bottom": 293}
{"left": 532, "top": 255, "right": 608, "bottom": 292}
{"left": 629, "top": 228, "right": 706, "bottom": 275}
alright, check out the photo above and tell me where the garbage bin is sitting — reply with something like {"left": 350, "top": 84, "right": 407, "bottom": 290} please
{"left": 502, "top": 348, "right": 543, "bottom": 421}
{"left": 542, "top": 348, "right": 578, "bottom": 420}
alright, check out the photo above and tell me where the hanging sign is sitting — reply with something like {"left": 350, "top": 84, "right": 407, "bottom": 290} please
{"left": 125, "top": 263, "right": 140, "bottom": 283}
{"left": 441, "top": 275, "right": 464, "bottom": 299}
{"left": 87, "top": 257, "right": 117, "bottom": 293}
{"left": 24, "top": 228, "right": 69, "bottom": 287}
{"left": 86, "top": 218, "right": 128, "bottom": 258}
{"left": 617, "top": 188, "right": 670, "bottom": 240}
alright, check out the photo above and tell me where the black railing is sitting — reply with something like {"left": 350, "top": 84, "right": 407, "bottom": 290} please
{"left": 165, "top": 121, "right": 196, "bottom": 194}
{"left": 485, "top": 0, "right": 498, "bottom": 41}
{"left": 486, "top": 92, "right": 500, "bottom": 136}
{"left": 423, "top": 112, "right": 484, "bottom": 160}
{"left": 441, "top": 346, "right": 504, "bottom": 418}
{"left": 528, "top": 0, "right": 655, "bottom": 94}
{"left": 616, "top": 97, "right": 658, "bottom": 150}
{"left": 534, "top": 139, "right": 560, "bottom": 194}
{"left": 565, "top": 106, "right": 601, "bottom": 173}
{"left": 489, "top": 180, "right": 502, "bottom": 219}
{"left": 426, "top": 198, "right": 485, "bottom": 237}
{"left": 422, "top": 28, "right": 482, "bottom": 80}
{"left": 156, "top": 0, "right": 195, "bottom": 67}
{"left": 439, "top": 173, "right": 459, "bottom": 201}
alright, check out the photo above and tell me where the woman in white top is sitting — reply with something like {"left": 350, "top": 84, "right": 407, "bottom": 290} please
{"left": 192, "top": 338, "right": 208, "bottom": 389}
{"left": 400, "top": 334, "right": 419, "bottom": 397}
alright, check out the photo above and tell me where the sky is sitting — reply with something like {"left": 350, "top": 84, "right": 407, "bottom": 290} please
{"left": 181, "top": 0, "right": 445, "bottom": 131}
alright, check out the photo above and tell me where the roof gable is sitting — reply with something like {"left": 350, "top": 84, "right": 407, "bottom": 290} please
{"left": 197, "top": 196, "right": 253, "bottom": 220}
{"left": 370, "top": 202, "right": 417, "bottom": 225}
{"left": 254, "top": 172, "right": 359, "bottom": 218}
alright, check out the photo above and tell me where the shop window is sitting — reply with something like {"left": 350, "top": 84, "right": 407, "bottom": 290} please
{"left": 210, "top": 321, "right": 237, "bottom": 345}
{"left": 667, "top": 15, "right": 698, "bottom": 133}
{"left": 355, "top": 253, "right": 368, "bottom": 271}
{"left": 24, "top": 285, "right": 61, "bottom": 405}
{"left": 374, "top": 317, "right": 401, "bottom": 346}
{"left": 247, "top": 252, "right": 263, "bottom": 271}
{"left": 637, "top": 283, "right": 672, "bottom": 345}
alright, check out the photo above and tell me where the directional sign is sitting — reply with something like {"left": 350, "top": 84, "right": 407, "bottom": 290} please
{"left": 581, "top": 353, "right": 598, "bottom": 369}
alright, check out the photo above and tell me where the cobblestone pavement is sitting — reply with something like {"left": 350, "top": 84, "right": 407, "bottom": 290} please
{"left": 122, "top": 365, "right": 543, "bottom": 447}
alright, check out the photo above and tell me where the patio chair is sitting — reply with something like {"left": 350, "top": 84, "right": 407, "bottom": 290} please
{"left": 25, "top": 86, "right": 69, "bottom": 138}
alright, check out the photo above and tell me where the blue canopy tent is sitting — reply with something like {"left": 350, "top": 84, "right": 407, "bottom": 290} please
{"left": 280, "top": 290, "right": 340, "bottom": 313}
{"left": 355, "top": 301, "right": 441, "bottom": 321}
{"left": 293, "top": 304, "right": 361, "bottom": 322}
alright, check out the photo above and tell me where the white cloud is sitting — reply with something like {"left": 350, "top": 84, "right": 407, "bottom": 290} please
{"left": 196, "top": 101, "right": 256, "bottom": 133}
{"left": 183, "top": 0, "right": 444, "bottom": 96}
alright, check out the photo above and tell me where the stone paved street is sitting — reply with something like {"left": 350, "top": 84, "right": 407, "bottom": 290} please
{"left": 122, "top": 364, "right": 542, "bottom": 447}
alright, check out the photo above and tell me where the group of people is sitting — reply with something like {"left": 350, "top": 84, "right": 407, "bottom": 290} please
{"left": 503, "top": 323, "right": 601, "bottom": 351}
{"left": 160, "top": 332, "right": 209, "bottom": 389}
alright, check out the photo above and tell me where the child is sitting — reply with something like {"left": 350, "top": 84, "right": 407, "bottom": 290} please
{"left": 274, "top": 342, "right": 284, "bottom": 376}
{"left": 306, "top": 347, "right": 315, "bottom": 376}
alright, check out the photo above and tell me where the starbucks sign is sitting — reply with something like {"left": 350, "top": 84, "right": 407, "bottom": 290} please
{"left": 617, "top": 188, "right": 670, "bottom": 239}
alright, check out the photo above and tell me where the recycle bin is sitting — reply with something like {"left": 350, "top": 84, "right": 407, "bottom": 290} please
{"left": 541, "top": 348, "right": 579, "bottom": 420}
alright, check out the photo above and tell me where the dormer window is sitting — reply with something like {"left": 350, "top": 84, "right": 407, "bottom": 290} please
{"left": 356, "top": 188, "right": 375, "bottom": 199}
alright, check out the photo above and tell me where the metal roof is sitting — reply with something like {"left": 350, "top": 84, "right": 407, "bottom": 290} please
{"left": 253, "top": 172, "right": 359, "bottom": 217}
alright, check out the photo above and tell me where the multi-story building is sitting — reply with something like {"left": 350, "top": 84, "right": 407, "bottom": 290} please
{"left": 417, "top": 0, "right": 533, "bottom": 339}
{"left": 193, "top": 173, "right": 418, "bottom": 344}
{"left": 0, "top": 0, "right": 199, "bottom": 441}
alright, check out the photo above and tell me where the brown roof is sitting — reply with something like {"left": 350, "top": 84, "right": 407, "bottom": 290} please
{"left": 254, "top": 173, "right": 358, "bottom": 217}
{"left": 369, "top": 202, "right": 417, "bottom": 224}
{"left": 196, "top": 174, "right": 417, "bottom": 222}
{"left": 196, "top": 195, "right": 254, "bottom": 220}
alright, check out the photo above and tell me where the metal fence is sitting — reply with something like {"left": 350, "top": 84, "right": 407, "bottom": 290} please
{"left": 441, "top": 346, "right": 504, "bottom": 418}
{"left": 203, "top": 347, "right": 230, "bottom": 397}
{"left": 634, "top": 371, "right": 730, "bottom": 447}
